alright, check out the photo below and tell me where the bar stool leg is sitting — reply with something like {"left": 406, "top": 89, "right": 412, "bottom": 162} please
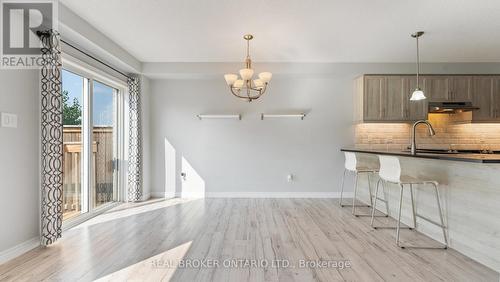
{"left": 370, "top": 178, "right": 381, "bottom": 226}
{"left": 339, "top": 169, "right": 347, "bottom": 207}
{"left": 371, "top": 179, "right": 390, "bottom": 226}
{"left": 432, "top": 182, "right": 448, "bottom": 248}
{"left": 368, "top": 173, "right": 373, "bottom": 206}
{"left": 410, "top": 184, "right": 417, "bottom": 229}
{"left": 396, "top": 184, "right": 404, "bottom": 247}
{"left": 381, "top": 180, "right": 389, "bottom": 215}
{"left": 352, "top": 173, "right": 358, "bottom": 215}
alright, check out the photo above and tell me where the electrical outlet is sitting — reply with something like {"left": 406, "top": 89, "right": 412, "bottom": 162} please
{"left": 287, "top": 174, "right": 294, "bottom": 182}
{"left": 1, "top": 112, "right": 18, "bottom": 128}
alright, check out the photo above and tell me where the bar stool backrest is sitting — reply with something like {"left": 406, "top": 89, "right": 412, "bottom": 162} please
{"left": 344, "top": 152, "right": 357, "bottom": 171}
{"left": 378, "top": 155, "right": 401, "bottom": 183}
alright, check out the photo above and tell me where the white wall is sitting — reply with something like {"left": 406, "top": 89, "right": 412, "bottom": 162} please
{"left": 0, "top": 70, "right": 40, "bottom": 252}
{"left": 149, "top": 63, "right": 500, "bottom": 197}
{"left": 151, "top": 76, "right": 353, "bottom": 197}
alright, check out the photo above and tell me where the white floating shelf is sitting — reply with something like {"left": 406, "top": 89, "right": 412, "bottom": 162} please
{"left": 197, "top": 114, "right": 241, "bottom": 120}
{"left": 261, "top": 113, "right": 306, "bottom": 120}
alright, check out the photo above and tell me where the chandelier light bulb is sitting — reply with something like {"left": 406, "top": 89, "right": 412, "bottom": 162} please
{"left": 233, "top": 79, "right": 244, "bottom": 88}
{"left": 224, "top": 74, "right": 238, "bottom": 85}
{"left": 239, "top": 68, "right": 254, "bottom": 81}
{"left": 258, "top": 72, "right": 272, "bottom": 83}
{"left": 254, "top": 79, "right": 264, "bottom": 89}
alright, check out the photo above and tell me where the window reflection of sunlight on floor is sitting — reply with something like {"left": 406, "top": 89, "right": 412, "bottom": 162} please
{"left": 94, "top": 241, "right": 193, "bottom": 281}
{"left": 181, "top": 157, "right": 205, "bottom": 198}
{"left": 71, "top": 198, "right": 191, "bottom": 230}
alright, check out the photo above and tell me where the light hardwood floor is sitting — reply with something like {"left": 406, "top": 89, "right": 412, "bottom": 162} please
{"left": 0, "top": 198, "right": 498, "bottom": 282}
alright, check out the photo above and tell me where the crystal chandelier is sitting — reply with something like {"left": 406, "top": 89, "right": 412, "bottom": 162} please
{"left": 224, "top": 34, "right": 272, "bottom": 102}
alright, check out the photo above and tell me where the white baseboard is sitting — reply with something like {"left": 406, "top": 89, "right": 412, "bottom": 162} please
{"left": 204, "top": 192, "right": 353, "bottom": 198}
{"left": 151, "top": 191, "right": 179, "bottom": 198}
{"left": 150, "top": 191, "right": 353, "bottom": 199}
{"left": 142, "top": 192, "right": 151, "bottom": 201}
{"left": 0, "top": 237, "right": 39, "bottom": 265}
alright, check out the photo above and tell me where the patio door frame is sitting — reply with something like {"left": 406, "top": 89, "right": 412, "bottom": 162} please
{"left": 61, "top": 54, "right": 127, "bottom": 230}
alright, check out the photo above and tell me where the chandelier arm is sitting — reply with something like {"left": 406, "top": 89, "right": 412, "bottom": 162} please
{"left": 229, "top": 83, "right": 268, "bottom": 102}
{"left": 252, "top": 84, "right": 267, "bottom": 98}
{"left": 229, "top": 87, "right": 248, "bottom": 99}
{"left": 260, "top": 84, "right": 268, "bottom": 96}
{"left": 248, "top": 86, "right": 265, "bottom": 96}
{"left": 230, "top": 86, "right": 268, "bottom": 100}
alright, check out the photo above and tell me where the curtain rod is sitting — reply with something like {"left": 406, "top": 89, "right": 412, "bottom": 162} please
{"left": 60, "top": 39, "right": 132, "bottom": 79}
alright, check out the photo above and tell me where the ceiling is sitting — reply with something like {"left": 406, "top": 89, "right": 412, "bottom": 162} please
{"left": 60, "top": 0, "right": 500, "bottom": 63}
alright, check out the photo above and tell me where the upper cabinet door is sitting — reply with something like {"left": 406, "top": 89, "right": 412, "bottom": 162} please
{"left": 450, "top": 76, "right": 472, "bottom": 101}
{"left": 493, "top": 77, "right": 500, "bottom": 119}
{"left": 363, "top": 76, "right": 384, "bottom": 121}
{"left": 384, "top": 76, "right": 405, "bottom": 120}
{"left": 423, "top": 76, "right": 450, "bottom": 101}
{"left": 472, "top": 77, "right": 494, "bottom": 121}
{"left": 403, "top": 76, "right": 427, "bottom": 121}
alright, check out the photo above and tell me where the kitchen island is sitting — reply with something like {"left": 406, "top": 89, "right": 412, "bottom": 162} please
{"left": 341, "top": 147, "right": 500, "bottom": 273}
{"left": 341, "top": 148, "right": 500, "bottom": 163}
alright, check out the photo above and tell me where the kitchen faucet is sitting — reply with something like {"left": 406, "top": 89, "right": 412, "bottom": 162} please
{"left": 411, "top": 120, "right": 436, "bottom": 155}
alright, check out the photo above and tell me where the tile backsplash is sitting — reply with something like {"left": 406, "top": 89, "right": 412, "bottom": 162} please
{"left": 355, "top": 114, "right": 500, "bottom": 151}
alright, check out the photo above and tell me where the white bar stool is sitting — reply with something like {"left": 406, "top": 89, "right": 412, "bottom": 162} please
{"left": 371, "top": 155, "right": 448, "bottom": 249}
{"left": 339, "top": 152, "right": 381, "bottom": 217}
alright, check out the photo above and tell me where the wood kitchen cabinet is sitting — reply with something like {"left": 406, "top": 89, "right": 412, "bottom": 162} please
{"left": 355, "top": 75, "right": 404, "bottom": 122}
{"left": 384, "top": 76, "right": 406, "bottom": 120}
{"left": 423, "top": 76, "right": 450, "bottom": 101}
{"left": 355, "top": 74, "right": 500, "bottom": 123}
{"left": 494, "top": 77, "right": 500, "bottom": 119}
{"left": 471, "top": 76, "right": 500, "bottom": 122}
{"left": 355, "top": 75, "right": 426, "bottom": 122}
{"left": 422, "top": 76, "right": 472, "bottom": 102}
{"left": 362, "top": 76, "right": 385, "bottom": 120}
{"left": 450, "top": 76, "right": 472, "bottom": 101}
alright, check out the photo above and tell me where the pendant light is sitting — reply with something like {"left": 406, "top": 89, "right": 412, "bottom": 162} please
{"left": 410, "top": 31, "right": 426, "bottom": 101}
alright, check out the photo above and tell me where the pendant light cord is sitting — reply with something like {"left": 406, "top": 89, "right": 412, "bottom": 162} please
{"left": 246, "top": 38, "right": 250, "bottom": 59}
{"left": 416, "top": 35, "right": 420, "bottom": 87}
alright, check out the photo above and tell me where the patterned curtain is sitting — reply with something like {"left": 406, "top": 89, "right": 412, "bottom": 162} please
{"left": 127, "top": 77, "right": 143, "bottom": 202}
{"left": 39, "top": 30, "right": 63, "bottom": 246}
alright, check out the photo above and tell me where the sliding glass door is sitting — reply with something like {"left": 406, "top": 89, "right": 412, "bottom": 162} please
{"left": 62, "top": 70, "right": 85, "bottom": 220}
{"left": 92, "top": 81, "right": 118, "bottom": 208}
{"left": 62, "top": 68, "right": 121, "bottom": 222}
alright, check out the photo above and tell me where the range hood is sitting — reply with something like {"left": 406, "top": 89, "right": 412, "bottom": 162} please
{"left": 428, "top": 102, "right": 479, "bottom": 114}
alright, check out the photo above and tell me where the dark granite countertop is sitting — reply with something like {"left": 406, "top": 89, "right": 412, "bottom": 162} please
{"left": 341, "top": 148, "right": 500, "bottom": 163}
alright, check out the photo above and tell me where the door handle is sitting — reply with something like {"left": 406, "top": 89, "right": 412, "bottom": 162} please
{"left": 112, "top": 158, "right": 118, "bottom": 171}
{"left": 181, "top": 172, "right": 187, "bottom": 181}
